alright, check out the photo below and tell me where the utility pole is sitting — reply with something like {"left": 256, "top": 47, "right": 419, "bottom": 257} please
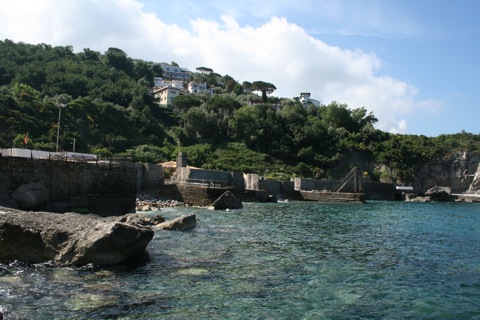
{"left": 55, "top": 104, "right": 66, "bottom": 152}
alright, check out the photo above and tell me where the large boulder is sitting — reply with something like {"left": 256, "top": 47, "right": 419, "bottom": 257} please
{"left": 0, "top": 207, "right": 154, "bottom": 266}
{"left": 208, "top": 191, "right": 243, "bottom": 210}
{"left": 10, "top": 180, "right": 49, "bottom": 210}
{"left": 425, "top": 186, "right": 454, "bottom": 202}
{"left": 155, "top": 214, "right": 196, "bottom": 231}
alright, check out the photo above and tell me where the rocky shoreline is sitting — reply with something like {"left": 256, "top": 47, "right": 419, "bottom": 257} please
{"left": 405, "top": 185, "right": 480, "bottom": 202}
{"left": 0, "top": 207, "right": 154, "bottom": 266}
{"left": 0, "top": 205, "right": 199, "bottom": 267}
{"left": 135, "top": 196, "right": 185, "bottom": 212}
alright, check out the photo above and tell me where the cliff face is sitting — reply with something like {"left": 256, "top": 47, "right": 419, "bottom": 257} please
{"left": 414, "top": 152, "right": 480, "bottom": 193}
{"left": 375, "top": 151, "right": 480, "bottom": 194}
{"left": 413, "top": 152, "right": 480, "bottom": 193}
{"left": 468, "top": 162, "right": 480, "bottom": 194}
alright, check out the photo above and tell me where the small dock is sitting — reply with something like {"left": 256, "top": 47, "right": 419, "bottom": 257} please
{"left": 299, "top": 190, "right": 365, "bottom": 203}
{"left": 296, "top": 167, "right": 366, "bottom": 204}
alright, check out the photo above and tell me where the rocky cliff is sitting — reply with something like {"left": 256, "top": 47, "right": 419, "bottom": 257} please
{"left": 468, "top": 162, "right": 480, "bottom": 194}
{"left": 413, "top": 152, "right": 480, "bottom": 193}
{"left": 376, "top": 151, "right": 480, "bottom": 193}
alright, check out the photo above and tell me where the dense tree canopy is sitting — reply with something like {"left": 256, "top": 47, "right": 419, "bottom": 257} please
{"left": 1, "top": 39, "right": 478, "bottom": 183}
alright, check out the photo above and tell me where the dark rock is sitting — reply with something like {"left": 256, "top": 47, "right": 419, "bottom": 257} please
{"left": 10, "top": 180, "right": 49, "bottom": 210}
{"left": 0, "top": 207, "right": 154, "bottom": 266}
{"left": 155, "top": 214, "right": 196, "bottom": 231}
{"left": 425, "top": 186, "right": 454, "bottom": 202}
{"left": 119, "top": 213, "right": 165, "bottom": 226}
{"left": 209, "top": 191, "right": 243, "bottom": 210}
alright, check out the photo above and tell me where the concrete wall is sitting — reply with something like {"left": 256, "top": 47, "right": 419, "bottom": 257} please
{"left": 245, "top": 173, "right": 260, "bottom": 190}
{"left": 168, "top": 168, "right": 396, "bottom": 202}
{"left": 176, "top": 184, "right": 231, "bottom": 207}
{"left": 137, "top": 163, "right": 164, "bottom": 191}
{"left": 0, "top": 157, "right": 137, "bottom": 214}
{"left": 245, "top": 174, "right": 296, "bottom": 198}
{"left": 175, "top": 167, "right": 244, "bottom": 189}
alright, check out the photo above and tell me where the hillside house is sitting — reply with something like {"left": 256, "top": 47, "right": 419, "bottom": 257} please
{"left": 188, "top": 81, "right": 213, "bottom": 94}
{"left": 153, "top": 85, "right": 185, "bottom": 106}
{"left": 300, "top": 92, "right": 321, "bottom": 107}
{"left": 160, "top": 63, "right": 191, "bottom": 81}
{"left": 154, "top": 78, "right": 184, "bottom": 89}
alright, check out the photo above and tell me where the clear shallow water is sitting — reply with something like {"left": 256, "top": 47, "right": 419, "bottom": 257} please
{"left": 1, "top": 201, "right": 480, "bottom": 319}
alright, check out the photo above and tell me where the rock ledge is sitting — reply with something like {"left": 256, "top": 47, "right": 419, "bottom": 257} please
{"left": 0, "top": 207, "right": 154, "bottom": 266}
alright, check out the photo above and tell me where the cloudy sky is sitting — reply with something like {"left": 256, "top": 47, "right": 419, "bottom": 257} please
{"left": 1, "top": 0, "right": 479, "bottom": 136}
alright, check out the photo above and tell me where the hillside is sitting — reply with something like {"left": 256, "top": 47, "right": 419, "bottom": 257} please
{"left": 1, "top": 39, "right": 479, "bottom": 185}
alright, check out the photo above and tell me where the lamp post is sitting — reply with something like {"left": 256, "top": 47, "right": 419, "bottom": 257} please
{"left": 55, "top": 103, "right": 66, "bottom": 152}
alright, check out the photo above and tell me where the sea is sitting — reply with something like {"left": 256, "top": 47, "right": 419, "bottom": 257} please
{"left": 1, "top": 201, "right": 479, "bottom": 319}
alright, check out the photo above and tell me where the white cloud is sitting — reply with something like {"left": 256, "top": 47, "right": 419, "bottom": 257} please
{"left": 0, "top": 0, "right": 440, "bottom": 133}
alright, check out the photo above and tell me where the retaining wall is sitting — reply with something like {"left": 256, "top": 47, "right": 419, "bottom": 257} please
{"left": 0, "top": 157, "right": 139, "bottom": 214}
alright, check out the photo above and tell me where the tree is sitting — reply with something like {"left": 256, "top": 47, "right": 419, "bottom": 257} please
{"left": 242, "top": 81, "right": 252, "bottom": 91}
{"left": 104, "top": 47, "right": 134, "bottom": 77}
{"left": 172, "top": 95, "right": 202, "bottom": 114}
{"left": 11, "top": 82, "right": 40, "bottom": 102}
{"left": 134, "top": 60, "right": 154, "bottom": 85}
{"left": 151, "top": 63, "right": 163, "bottom": 78}
{"left": 79, "top": 48, "right": 100, "bottom": 62}
{"left": 251, "top": 81, "right": 276, "bottom": 102}
{"left": 204, "top": 95, "right": 242, "bottom": 137}
{"left": 320, "top": 101, "right": 355, "bottom": 132}
{"left": 184, "top": 107, "right": 213, "bottom": 140}
{"left": 196, "top": 66, "right": 213, "bottom": 74}
{"left": 233, "top": 84, "right": 244, "bottom": 96}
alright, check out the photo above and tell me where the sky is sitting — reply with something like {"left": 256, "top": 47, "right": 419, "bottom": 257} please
{"left": 0, "top": 0, "right": 479, "bottom": 136}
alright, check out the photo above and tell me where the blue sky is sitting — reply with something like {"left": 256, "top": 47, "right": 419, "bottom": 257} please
{"left": 0, "top": 0, "right": 479, "bottom": 136}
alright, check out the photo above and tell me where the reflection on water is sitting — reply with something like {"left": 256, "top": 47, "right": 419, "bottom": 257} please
{"left": 1, "top": 201, "right": 480, "bottom": 319}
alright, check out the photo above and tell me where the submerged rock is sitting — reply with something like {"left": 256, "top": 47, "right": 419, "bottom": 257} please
{"left": 0, "top": 207, "right": 153, "bottom": 266}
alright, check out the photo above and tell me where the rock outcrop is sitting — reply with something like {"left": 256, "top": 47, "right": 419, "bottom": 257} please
{"left": 413, "top": 152, "right": 480, "bottom": 193}
{"left": 425, "top": 186, "right": 455, "bottom": 202}
{"left": 0, "top": 207, "right": 154, "bottom": 266}
{"left": 467, "top": 163, "right": 480, "bottom": 194}
{"left": 154, "top": 214, "right": 196, "bottom": 231}
{"left": 208, "top": 191, "right": 243, "bottom": 210}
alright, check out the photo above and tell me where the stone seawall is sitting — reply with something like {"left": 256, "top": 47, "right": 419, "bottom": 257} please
{"left": 154, "top": 184, "right": 239, "bottom": 207}
{"left": 0, "top": 157, "right": 138, "bottom": 214}
{"left": 293, "top": 178, "right": 396, "bottom": 201}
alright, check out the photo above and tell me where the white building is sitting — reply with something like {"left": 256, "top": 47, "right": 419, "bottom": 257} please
{"left": 187, "top": 81, "right": 212, "bottom": 94}
{"left": 160, "top": 63, "right": 191, "bottom": 81}
{"left": 154, "top": 78, "right": 184, "bottom": 89}
{"left": 299, "top": 92, "right": 321, "bottom": 107}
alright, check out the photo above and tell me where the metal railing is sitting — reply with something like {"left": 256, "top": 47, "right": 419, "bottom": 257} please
{"left": 0, "top": 148, "right": 97, "bottom": 161}
{"left": 175, "top": 179, "right": 229, "bottom": 188}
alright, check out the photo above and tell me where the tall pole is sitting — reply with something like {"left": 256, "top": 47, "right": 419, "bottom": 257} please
{"left": 56, "top": 104, "right": 65, "bottom": 152}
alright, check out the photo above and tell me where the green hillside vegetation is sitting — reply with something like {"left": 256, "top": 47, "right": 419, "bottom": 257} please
{"left": 1, "top": 39, "right": 479, "bottom": 183}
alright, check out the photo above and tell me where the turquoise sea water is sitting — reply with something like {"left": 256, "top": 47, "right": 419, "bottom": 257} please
{"left": 1, "top": 201, "right": 480, "bottom": 319}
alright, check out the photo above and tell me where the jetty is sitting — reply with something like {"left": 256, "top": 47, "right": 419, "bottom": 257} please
{"left": 296, "top": 167, "right": 366, "bottom": 204}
